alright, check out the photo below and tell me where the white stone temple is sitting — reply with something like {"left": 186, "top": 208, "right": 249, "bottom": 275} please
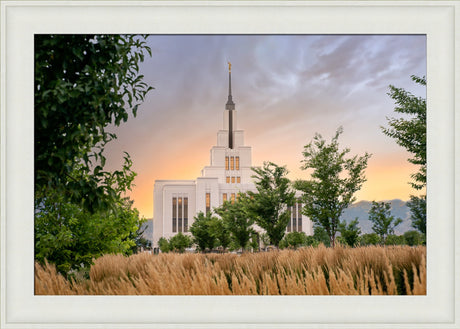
{"left": 152, "top": 64, "right": 313, "bottom": 248}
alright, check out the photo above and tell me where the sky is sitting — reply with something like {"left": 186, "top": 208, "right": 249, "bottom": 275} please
{"left": 104, "top": 35, "right": 427, "bottom": 219}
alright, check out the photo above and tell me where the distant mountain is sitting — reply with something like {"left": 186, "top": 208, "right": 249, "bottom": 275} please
{"left": 340, "top": 199, "right": 412, "bottom": 235}
{"left": 140, "top": 219, "right": 153, "bottom": 242}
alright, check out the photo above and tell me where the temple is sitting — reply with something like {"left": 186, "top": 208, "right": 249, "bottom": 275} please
{"left": 152, "top": 65, "right": 313, "bottom": 249}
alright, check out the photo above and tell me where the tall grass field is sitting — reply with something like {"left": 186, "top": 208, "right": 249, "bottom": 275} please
{"left": 35, "top": 245, "right": 425, "bottom": 295}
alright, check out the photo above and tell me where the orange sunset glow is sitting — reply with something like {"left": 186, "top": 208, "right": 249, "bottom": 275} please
{"left": 104, "top": 35, "right": 426, "bottom": 219}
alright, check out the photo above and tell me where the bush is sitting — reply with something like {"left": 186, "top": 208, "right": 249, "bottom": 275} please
{"left": 35, "top": 190, "right": 142, "bottom": 276}
{"left": 359, "top": 233, "right": 381, "bottom": 246}
{"left": 158, "top": 237, "right": 171, "bottom": 253}
{"left": 158, "top": 233, "right": 193, "bottom": 253}
{"left": 280, "top": 231, "right": 309, "bottom": 249}
{"left": 190, "top": 211, "right": 219, "bottom": 252}
{"left": 385, "top": 234, "right": 406, "bottom": 246}
{"left": 403, "top": 230, "right": 425, "bottom": 246}
{"left": 304, "top": 236, "right": 320, "bottom": 247}
{"left": 169, "top": 233, "right": 193, "bottom": 253}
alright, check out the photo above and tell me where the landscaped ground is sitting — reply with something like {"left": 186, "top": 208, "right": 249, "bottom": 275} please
{"left": 35, "top": 245, "right": 426, "bottom": 295}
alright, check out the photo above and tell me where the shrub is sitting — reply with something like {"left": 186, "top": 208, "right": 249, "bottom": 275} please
{"left": 359, "top": 233, "right": 381, "bottom": 246}
{"left": 158, "top": 237, "right": 171, "bottom": 253}
{"left": 385, "top": 234, "right": 406, "bottom": 246}
{"left": 169, "top": 233, "right": 193, "bottom": 253}
{"left": 280, "top": 231, "right": 309, "bottom": 249}
{"left": 403, "top": 230, "right": 425, "bottom": 246}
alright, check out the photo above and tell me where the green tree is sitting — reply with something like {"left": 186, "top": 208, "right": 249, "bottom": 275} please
{"left": 280, "top": 231, "right": 309, "bottom": 249}
{"left": 406, "top": 195, "right": 426, "bottom": 235}
{"left": 358, "top": 233, "right": 381, "bottom": 246}
{"left": 215, "top": 198, "right": 254, "bottom": 252}
{"left": 313, "top": 225, "right": 330, "bottom": 246}
{"left": 35, "top": 34, "right": 153, "bottom": 212}
{"left": 34, "top": 159, "right": 143, "bottom": 275}
{"left": 338, "top": 218, "right": 362, "bottom": 247}
{"left": 382, "top": 75, "right": 426, "bottom": 190}
{"left": 382, "top": 75, "right": 426, "bottom": 235}
{"left": 210, "top": 217, "right": 232, "bottom": 251}
{"left": 250, "top": 232, "right": 260, "bottom": 251}
{"left": 246, "top": 162, "right": 296, "bottom": 248}
{"left": 385, "top": 234, "right": 407, "bottom": 246}
{"left": 190, "top": 211, "right": 219, "bottom": 252}
{"left": 304, "top": 235, "right": 320, "bottom": 247}
{"left": 169, "top": 233, "right": 193, "bottom": 253}
{"left": 259, "top": 233, "right": 271, "bottom": 248}
{"left": 34, "top": 35, "right": 153, "bottom": 275}
{"left": 295, "top": 127, "right": 371, "bottom": 247}
{"left": 158, "top": 237, "right": 171, "bottom": 253}
{"left": 403, "top": 230, "right": 425, "bottom": 246}
{"left": 368, "top": 201, "right": 403, "bottom": 244}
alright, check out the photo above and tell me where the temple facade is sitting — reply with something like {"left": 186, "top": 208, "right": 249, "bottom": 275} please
{"left": 152, "top": 65, "right": 313, "bottom": 248}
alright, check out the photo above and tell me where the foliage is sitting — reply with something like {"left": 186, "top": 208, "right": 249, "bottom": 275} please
{"left": 34, "top": 34, "right": 153, "bottom": 275}
{"left": 385, "top": 234, "right": 406, "bottom": 246}
{"left": 35, "top": 184, "right": 142, "bottom": 276}
{"left": 190, "top": 211, "right": 220, "bottom": 252}
{"left": 313, "top": 225, "right": 331, "bottom": 247}
{"left": 295, "top": 127, "right": 371, "bottom": 247}
{"left": 35, "top": 34, "right": 153, "bottom": 212}
{"left": 358, "top": 233, "right": 381, "bottom": 246}
{"left": 158, "top": 234, "right": 193, "bottom": 254}
{"left": 338, "top": 218, "right": 362, "bottom": 247}
{"left": 403, "top": 230, "right": 425, "bottom": 246}
{"left": 368, "top": 201, "right": 402, "bottom": 244}
{"left": 158, "top": 237, "right": 171, "bottom": 253}
{"left": 211, "top": 216, "right": 232, "bottom": 251}
{"left": 130, "top": 228, "right": 152, "bottom": 253}
{"left": 169, "top": 233, "right": 193, "bottom": 253}
{"left": 215, "top": 198, "right": 254, "bottom": 251}
{"left": 407, "top": 195, "right": 426, "bottom": 234}
{"left": 382, "top": 75, "right": 426, "bottom": 190}
{"left": 259, "top": 233, "right": 271, "bottom": 247}
{"left": 382, "top": 75, "right": 427, "bottom": 245}
{"left": 280, "top": 231, "right": 310, "bottom": 249}
{"left": 129, "top": 219, "right": 153, "bottom": 253}
{"left": 245, "top": 162, "right": 296, "bottom": 247}
{"left": 304, "top": 236, "right": 320, "bottom": 247}
{"left": 250, "top": 232, "right": 260, "bottom": 251}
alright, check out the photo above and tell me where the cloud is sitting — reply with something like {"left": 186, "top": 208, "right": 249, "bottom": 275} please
{"left": 103, "top": 34, "right": 426, "bottom": 217}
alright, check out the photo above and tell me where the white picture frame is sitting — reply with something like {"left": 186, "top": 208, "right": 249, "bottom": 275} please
{"left": 1, "top": 1, "right": 458, "bottom": 328}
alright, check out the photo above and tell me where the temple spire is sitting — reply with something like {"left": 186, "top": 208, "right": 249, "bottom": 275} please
{"left": 226, "top": 62, "right": 235, "bottom": 110}
{"left": 225, "top": 62, "right": 235, "bottom": 149}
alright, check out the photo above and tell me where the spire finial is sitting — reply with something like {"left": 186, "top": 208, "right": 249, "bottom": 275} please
{"left": 228, "top": 61, "right": 231, "bottom": 73}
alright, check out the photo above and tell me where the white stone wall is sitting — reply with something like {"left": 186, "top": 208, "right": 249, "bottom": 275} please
{"left": 153, "top": 180, "right": 196, "bottom": 245}
{"left": 196, "top": 177, "right": 219, "bottom": 214}
{"left": 233, "top": 130, "right": 244, "bottom": 148}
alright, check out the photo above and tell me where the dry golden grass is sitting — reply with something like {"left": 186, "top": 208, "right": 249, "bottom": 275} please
{"left": 35, "top": 245, "right": 426, "bottom": 295}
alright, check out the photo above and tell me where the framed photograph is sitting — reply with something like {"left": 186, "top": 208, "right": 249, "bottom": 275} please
{"left": 1, "top": 1, "right": 458, "bottom": 328}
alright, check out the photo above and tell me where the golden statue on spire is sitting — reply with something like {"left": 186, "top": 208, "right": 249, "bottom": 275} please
{"left": 228, "top": 61, "right": 231, "bottom": 72}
